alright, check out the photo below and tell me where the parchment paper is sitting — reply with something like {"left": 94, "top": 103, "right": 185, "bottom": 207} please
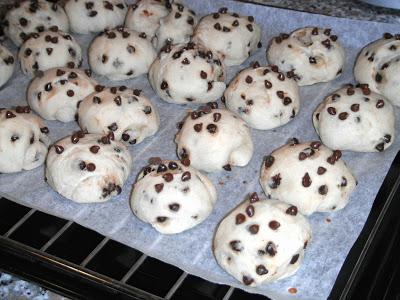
{"left": 1, "top": 1, "right": 399, "bottom": 299}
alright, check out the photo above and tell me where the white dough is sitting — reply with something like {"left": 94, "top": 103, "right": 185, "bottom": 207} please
{"left": 4, "top": 0, "right": 69, "bottom": 46}
{"left": 45, "top": 132, "right": 132, "bottom": 203}
{"left": 0, "top": 106, "right": 51, "bottom": 173}
{"left": 267, "top": 27, "right": 345, "bottom": 86}
{"left": 65, "top": 0, "right": 127, "bottom": 34}
{"left": 88, "top": 27, "right": 156, "bottom": 80}
{"left": 149, "top": 42, "right": 226, "bottom": 104}
{"left": 260, "top": 141, "right": 357, "bottom": 215}
{"left": 130, "top": 159, "right": 217, "bottom": 234}
{"left": 354, "top": 33, "right": 400, "bottom": 106}
{"left": 313, "top": 85, "right": 395, "bottom": 152}
{"left": 175, "top": 106, "right": 253, "bottom": 172}
{"left": 214, "top": 195, "right": 312, "bottom": 286}
{"left": 18, "top": 29, "right": 82, "bottom": 76}
{"left": 78, "top": 86, "right": 159, "bottom": 145}
{"left": 224, "top": 64, "right": 300, "bottom": 130}
{"left": 0, "top": 45, "right": 15, "bottom": 88}
{"left": 193, "top": 9, "right": 262, "bottom": 66}
{"left": 27, "top": 68, "right": 97, "bottom": 122}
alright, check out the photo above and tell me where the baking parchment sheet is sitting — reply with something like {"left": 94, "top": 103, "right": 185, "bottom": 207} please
{"left": 1, "top": 0, "right": 399, "bottom": 299}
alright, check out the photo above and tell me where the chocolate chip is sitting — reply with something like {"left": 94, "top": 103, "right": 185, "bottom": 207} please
{"left": 44, "top": 82, "right": 52, "bottom": 91}
{"left": 384, "top": 134, "right": 391, "bottom": 143}
{"left": 95, "top": 85, "right": 105, "bottom": 92}
{"left": 319, "top": 185, "right": 328, "bottom": 195}
{"left": 181, "top": 171, "right": 191, "bottom": 181}
{"left": 276, "top": 91, "right": 284, "bottom": 99}
{"left": 246, "top": 24, "right": 253, "bottom": 32}
{"left": 286, "top": 206, "right": 298, "bottom": 215}
{"left": 256, "top": 265, "right": 268, "bottom": 276}
{"left": 245, "top": 75, "right": 253, "bottom": 84}
{"left": 232, "top": 20, "right": 239, "bottom": 27}
{"left": 277, "top": 73, "right": 285, "bottom": 81}
{"left": 290, "top": 254, "right": 300, "bottom": 264}
{"left": 79, "top": 161, "right": 86, "bottom": 170}
{"left": 157, "top": 216, "right": 167, "bottom": 222}
{"left": 169, "top": 203, "right": 180, "bottom": 211}
{"left": 236, "top": 213, "right": 246, "bottom": 224}
{"left": 350, "top": 103, "right": 360, "bottom": 112}
{"left": 93, "top": 96, "right": 101, "bottom": 104}
{"left": 40, "top": 127, "right": 49, "bottom": 134}
{"left": 341, "top": 176, "right": 347, "bottom": 187}
{"left": 89, "top": 10, "right": 98, "bottom": 17}
{"left": 330, "top": 35, "right": 338, "bottom": 41}
{"left": 322, "top": 39, "right": 331, "bottom": 49}
{"left": 376, "top": 143, "right": 385, "bottom": 152}
{"left": 168, "top": 161, "right": 178, "bottom": 170}
{"left": 206, "top": 124, "right": 217, "bottom": 134}
{"left": 67, "top": 90, "right": 74, "bottom": 97}
{"left": 339, "top": 112, "right": 348, "bottom": 120}
{"left": 222, "top": 26, "right": 230, "bottom": 32}
{"left": 249, "top": 192, "right": 259, "bottom": 203}
{"left": 242, "top": 276, "right": 254, "bottom": 286}
{"left": 309, "top": 57, "right": 317, "bottom": 64}
{"left": 283, "top": 97, "right": 292, "bottom": 106}
{"left": 302, "top": 172, "right": 312, "bottom": 187}
{"left": 108, "top": 122, "right": 118, "bottom": 131}
{"left": 19, "top": 17, "right": 28, "bottom": 26}
{"left": 376, "top": 99, "right": 384, "bottom": 108}
{"left": 214, "top": 23, "right": 221, "bottom": 30}
{"left": 264, "top": 80, "right": 272, "bottom": 89}
{"left": 86, "top": 163, "right": 96, "bottom": 171}
{"left": 213, "top": 113, "right": 221, "bottom": 122}
{"left": 155, "top": 183, "right": 164, "bottom": 193}
{"left": 266, "top": 241, "right": 277, "bottom": 256}
{"left": 317, "top": 167, "right": 327, "bottom": 175}
{"left": 121, "top": 133, "right": 130, "bottom": 141}
{"left": 193, "top": 123, "right": 203, "bottom": 132}
{"left": 181, "top": 158, "right": 190, "bottom": 166}
{"left": 327, "top": 107, "right": 336, "bottom": 115}
{"left": 102, "top": 55, "right": 108, "bottom": 63}
{"left": 269, "top": 220, "right": 280, "bottom": 230}
{"left": 312, "top": 27, "right": 319, "bottom": 35}
{"left": 246, "top": 205, "right": 255, "bottom": 217}
{"left": 161, "top": 81, "right": 168, "bottom": 90}
{"left": 10, "top": 135, "right": 19, "bottom": 142}
{"left": 163, "top": 173, "right": 174, "bottom": 182}
{"left": 223, "top": 164, "right": 231, "bottom": 171}
{"left": 230, "top": 240, "right": 243, "bottom": 251}
{"left": 249, "top": 224, "right": 259, "bottom": 234}
{"left": 143, "top": 106, "right": 152, "bottom": 114}
{"left": 90, "top": 145, "right": 100, "bottom": 154}
{"left": 264, "top": 155, "right": 274, "bottom": 168}
{"left": 384, "top": 32, "right": 393, "bottom": 39}
{"left": 54, "top": 145, "right": 64, "bottom": 154}
{"left": 269, "top": 174, "right": 281, "bottom": 189}
{"left": 182, "top": 58, "right": 190, "bottom": 65}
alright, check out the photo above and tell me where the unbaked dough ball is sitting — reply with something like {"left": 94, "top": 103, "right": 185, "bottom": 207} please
{"left": 124, "top": 0, "right": 169, "bottom": 39}
{"left": 149, "top": 42, "right": 226, "bottom": 104}
{"left": 18, "top": 28, "right": 82, "bottom": 76}
{"left": 77, "top": 85, "right": 159, "bottom": 145}
{"left": 175, "top": 105, "right": 253, "bottom": 172}
{"left": 214, "top": 193, "right": 311, "bottom": 286}
{"left": 313, "top": 84, "right": 395, "bottom": 152}
{"left": 354, "top": 33, "right": 400, "bottom": 107}
{"left": 0, "top": 45, "right": 15, "bottom": 88}
{"left": 45, "top": 132, "right": 132, "bottom": 203}
{"left": 152, "top": 2, "right": 197, "bottom": 51}
{"left": 88, "top": 27, "right": 156, "bottom": 80}
{"left": 130, "top": 158, "right": 217, "bottom": 234}
{"left": 65, "top": 0, "right": 127, "bottom": 34}
{"left": 260, "top": 140, "right": 357, "bottom": 215}
{"left": 0, "top": 106, "right": 51, "bottom": 173}
{"left": 193, "top": 8, "right": 262, "bottom": 66}
{"left": 267, "top": 27, "right": 345, "bottom": 86}
{"left": 27, "top": 68, "right": 97, "bottom": 122}
{"left": 3, "top": 0, "right": 69, "bottom": 46}
{"left": 224, "top": 64, "right": 300, "bottom": 130}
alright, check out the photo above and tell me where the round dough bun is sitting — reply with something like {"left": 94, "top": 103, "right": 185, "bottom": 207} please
{"left": 45, "top": 132, "right": 132, "bottom": 203}
{"left": 65, "top": 0, "right": 127, "bottom": 34}
{"left": 18, "top": 28, "right": 82, "bottom": 76}
{"left": 149, "top": 42, "right": 226, "bottom": 104}
{"left": 260, "top": 140, "right": 357, "bottom": 215}
{"left": 224, "top": 64, "right": 300, "bottom": 130}
{"left": 130, "top": 158, "right": 217, "bottom": 234}
{"left": 354, "top": 32, "right": 400, "bottom": 107}
{"left": 27, "top": 68, "right": 97, "bottom": 122}
{"left": 175, "top": 104, "right": 253, "bottom": 172}
{"left": 0, "top": 45, "right": 15, "bottom": 88}
{"left": 88, "top": 27, "right": 156, "bottom": 81}
{"left": 313, "top": 84, "right": 395, "bottom": 152}
{"left": 267, "top": 27, "right": 345, "bottom": 86}
{"left": 214, "top": 193, "right": 311, "bottom": 286}
{"left": 193, "top": 8, "right": 262, "bottom": 66}
{"left": 0, "top": 106, "right": 51, "bottom": 173}
{"left": 4, "top": 0, "right": 69, "bottom": 46}
{"left": 77, "top": 85, "right": 159, "bottom": 145}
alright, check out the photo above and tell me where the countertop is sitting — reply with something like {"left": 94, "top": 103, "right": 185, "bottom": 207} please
{"left": 1, "top": 0, "right": 399, "bottom": 299}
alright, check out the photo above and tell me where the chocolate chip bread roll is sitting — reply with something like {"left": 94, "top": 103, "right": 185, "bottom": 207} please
{"left": 149, "top": 42, "right": 226, "bottom": 104}
{"left": 27, "top": 68, "right": 97, "bottom": 122}
{"left": 77, "top": 85, "right": 159, "bottom": 145}
{"left": 88, "top": 27, "right": 156, "bottom": 80}
{"left": 18, "top": 28, "right": 82, "bottom": 76}
{"left": 0, "top": 106, "right": 51, "bottom": 173}
{"left": 313, "top": 84, "right": 395, "bottom": 152}
{"left": 193, "top": 8, "right": 262, "bottom": 66}
{"left": 130, "top": 158, "right": 217, "bottom": 234}
{"left": 224, "top": 63, "right": 300, "bottom": 130}
{"left": 0, "top": 45, "right": 15, "bottom": 88}
{"left": 65, "top": 0, "right": 127, "bottom": 34}
{"left": 46, "top": 132, "right": 132, "bottom": 203}
{"left": 175, "top": 104, "right": 253, "bottom": 172}
{"left": 214, "top": 193, "right": 312, "bottom": 286}
{"left": 267, "top": 27, "right": 345, "bottom": 86}
{"left": 4, "top": 0, "right": 69, "bottom": 46}
{"left": 260, "top": 140, "right": 357, "bottom": 215}
{"left": 354, "top": 32, "right": 400, "bottom": 107}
